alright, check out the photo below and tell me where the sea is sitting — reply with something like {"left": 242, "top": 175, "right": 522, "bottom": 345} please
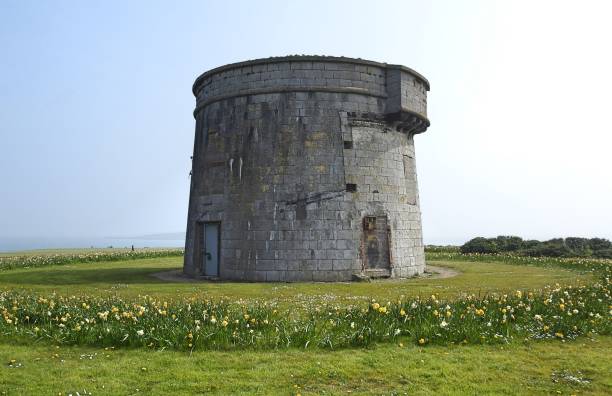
{"left": 0, "top": 235, "right": 185, "bottom": 252}
{"left": 0, "top": 234, "right": 466, "bottom": 253}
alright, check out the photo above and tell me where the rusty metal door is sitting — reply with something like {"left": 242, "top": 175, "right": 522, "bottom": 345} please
{"left": 362, "top": 216, "right": 391, "bottom": 270}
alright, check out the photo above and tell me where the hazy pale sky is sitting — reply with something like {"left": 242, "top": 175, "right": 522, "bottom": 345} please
{"left": 1, "top": 0, "right": 611, "bottom": 245}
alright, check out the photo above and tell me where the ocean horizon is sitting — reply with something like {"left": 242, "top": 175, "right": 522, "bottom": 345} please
{"left": 0, "top": 236, "right": 185, "bottom": 252}
{"left": 0, "top": 234, "right": 467, "bottom": 253}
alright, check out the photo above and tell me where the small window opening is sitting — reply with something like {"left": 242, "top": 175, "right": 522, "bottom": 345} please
{"left": 346, "top": 183, "right": 357, "bottom": 192}
{"left": 343, "top": 140, "right": 353, "bottom": 149}
{"left": 364, "top": 216, "right": 376, "bottom": 230}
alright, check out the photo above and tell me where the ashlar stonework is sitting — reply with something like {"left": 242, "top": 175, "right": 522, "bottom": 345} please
{"left": 184, "top": 55, "right": 430, "bottom": 281}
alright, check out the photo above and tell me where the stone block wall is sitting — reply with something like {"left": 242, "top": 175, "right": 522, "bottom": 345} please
{"left": 341, "top": 117, "right": 425, "bottom": 278}
{"left": 184, "top": 56, "right": 429, "bottom": 281}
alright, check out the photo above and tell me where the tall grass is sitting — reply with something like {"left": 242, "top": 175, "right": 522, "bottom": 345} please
{"left": 426, "top": 251, "right": 611, "bottom": 273}
{"left": 1, "top": 267, "right": 609, "bottom": 351}
{"left": 0, "top": 249, "right": 184, "bottom": 271}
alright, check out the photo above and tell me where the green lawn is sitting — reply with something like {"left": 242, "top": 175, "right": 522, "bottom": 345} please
{"left": 0, "top": 255, "right": 609, "bottom": 395}
{"left": 0, "top": 256, "right": 594, "bottom": 305}
{"left": 1, "top": 336, "right": 610, "bottom": 395}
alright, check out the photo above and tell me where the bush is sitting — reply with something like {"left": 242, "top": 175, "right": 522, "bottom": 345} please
{"left": 522, "top": 242, "right": 573, "bottom": 258}
{"left": 495, "top": 236, "right": 524, "bottom": 251}
{"left": 565, "top": 237, "right": 592, "bottom": 257}
{"left": 522, "top": 239, "right": 541, "bottom": 249}
{"left": 460, "top": 237, "right": 499, "bottom": 254}
{"left": 593, "top": 249, "right": 612, "bottom": 259}
{"left": 459, "top": 236, "right": 612, "bottom": 259}
{"left": 589, "top": 238, "right": 612, "bottom": 252}
{"left": 425, "top": 245, "right": 460, "bottom": 253}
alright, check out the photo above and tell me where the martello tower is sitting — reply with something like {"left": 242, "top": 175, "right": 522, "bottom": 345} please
{"left": 184, "top": 56, "right": 430, "bottom": 281}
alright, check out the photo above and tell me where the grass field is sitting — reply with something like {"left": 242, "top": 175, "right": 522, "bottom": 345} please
{"left": 0, "top": 252, "right": 610, "bottom": 395}
{"left": 0, "top": 256, "right": 594, "bottom": 303}
{"left": 2, "top": 337, "right": 610, "bottom": 395}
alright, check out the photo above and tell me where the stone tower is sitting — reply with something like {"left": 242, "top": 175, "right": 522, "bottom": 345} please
{"left": 184, "top": 56, "right": 430, "bottom": 281}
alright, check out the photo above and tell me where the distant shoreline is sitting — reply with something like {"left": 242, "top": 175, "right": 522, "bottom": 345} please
{"left": 0, "top": 237, "right": 184, "bottom": 253}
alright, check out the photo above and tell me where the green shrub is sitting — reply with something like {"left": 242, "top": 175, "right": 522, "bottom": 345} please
{"left": 425, "top": 245, "right": 460, "bottom": 253}
{"left": 593, "top": 248, "right": 612, "bottom": 259}
{"left": 494, "top": 236, "right": 524, "bottom": 251}
{"left": 565, "top": 237, "right": 592, "bottom": 256}
{"left": 523, "top": 242, "right": 573, "bottom": 258}
{"left": 589, "top": 238, "right": 612, "bottom": 251}
{"left": 460, "top": 238, "right": 499, "bottom": 254}
{"left": 459, "top": 236, "right": 612, "bottom": 259}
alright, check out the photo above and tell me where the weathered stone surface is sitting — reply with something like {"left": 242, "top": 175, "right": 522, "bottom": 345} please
{"left": 184, "top": 55, "right": 430, "bottom": 282}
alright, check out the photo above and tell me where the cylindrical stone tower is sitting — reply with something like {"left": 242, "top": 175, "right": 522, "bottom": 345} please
{"left": 184, "top": 55, "right": 430, "bottom": 281}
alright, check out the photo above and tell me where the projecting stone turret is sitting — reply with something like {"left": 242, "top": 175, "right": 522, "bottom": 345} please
{"left": 184, "top": 55, "right": 430, "bottom": 281}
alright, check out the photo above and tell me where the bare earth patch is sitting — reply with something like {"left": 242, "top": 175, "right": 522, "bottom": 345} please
{"left": 423, "top": 265, "right": 460, "bottom": 279}
{"left": 150, "top": 265, "right": 460, "bottom": 283}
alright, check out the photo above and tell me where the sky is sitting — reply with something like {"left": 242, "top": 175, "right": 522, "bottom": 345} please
{"left": 1, "top": 0, "right": 611, "bottom": 248}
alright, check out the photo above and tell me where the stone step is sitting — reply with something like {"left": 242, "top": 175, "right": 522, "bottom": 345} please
{"left": 364, "top": 268, "right": 391, "bottom": 278}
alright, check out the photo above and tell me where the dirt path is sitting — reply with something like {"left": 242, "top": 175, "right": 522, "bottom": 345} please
{"left": 151, "top": 265, "right": 460, "bottom": 283}
{"left": 422, "top": 265, "right": 460, "bottom": 279}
